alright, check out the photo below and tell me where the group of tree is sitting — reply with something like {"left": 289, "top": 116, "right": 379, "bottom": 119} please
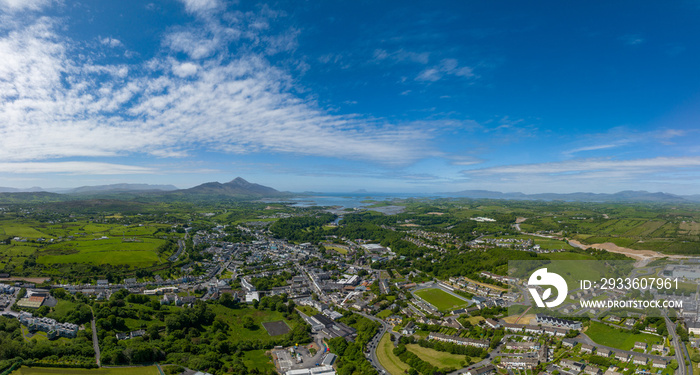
{"left": 326, "top": 313, "right": 379, "bottom": 375}
{"left": 0, "top": 317, "right": 95, "bottom": 370}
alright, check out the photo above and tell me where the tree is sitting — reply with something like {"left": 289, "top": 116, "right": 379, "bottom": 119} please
{"left": 147, "top": 324, "right": 160, "bottom": 340}
{"left": 242, "top": 316, "right": 256, "bottom": 330}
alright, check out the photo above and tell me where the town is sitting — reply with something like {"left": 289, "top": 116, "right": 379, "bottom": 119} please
{"left": 1, "top": 199, "right": 699, "bottom": 375}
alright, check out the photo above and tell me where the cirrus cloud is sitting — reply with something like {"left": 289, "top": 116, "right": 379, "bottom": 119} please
{"left": 0, "top": 9, "right": 439, "bottom": 170}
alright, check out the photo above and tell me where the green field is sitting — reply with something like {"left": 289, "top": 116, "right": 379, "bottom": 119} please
{"left": 0, "top": 218, "right": 175, "bottom": 271}
{"left": 585, "top": 321, "right": 662, "bottom": 350}
{"left": 37, "top": 238, "right": 166, "bottom": 267}
{"left": 241, "top": 349, "right": 275, "bottom": 373}
{"left": 406, "top": 344, "right": 466, "bottom": 369}
{"left": 13, "top": 366, "right": 159, "bottom": 375}
{"left": 377, "top": 333, "right": 410, "bottom": 375}
{"left": 414, "top": 288, "right": 470, "bottom": 312}
{"left": 0, "top": 224, "right": 51, "bottom": 238}
{"left": 211, "top": 305, "right": 297, "bottom": 342}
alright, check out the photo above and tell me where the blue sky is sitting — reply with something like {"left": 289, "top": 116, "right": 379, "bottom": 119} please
{"left": 1, "top": 0, "right": 700, "bottom": 194}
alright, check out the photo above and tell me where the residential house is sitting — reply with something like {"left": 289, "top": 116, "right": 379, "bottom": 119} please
{"left": 536, "top": 314, "right": 582, "bottom": 330}
{"left": 561, "top": 359, "right": 585, "bottom": 373}
{"left": 503, "top": 323, "right": 524, "bottom": 333}
{"left": 466, "top": 365, "right": 496, "bottom": 375}
{"left": 428, "top": 332, "right": 489, "bottom": 348}
{"left": 484, "top": 318, "right": 500, "bottom": 329}
{"left": 402, "top": 322, "right": 416, "bottom": 335}
{"left": 632, "top": 356, "right": 647, "bottom": 366}
{"left": 505, "top": 342, "right": 538, "bottom": 351}
{"left": 633, "top": 342, "right": 647, "bottom": 350}
{"left": 688, "top": 322, "right": 700, "bottom": 335}
{"left": 500, "top": 357, "right": 538, "bottom": 369}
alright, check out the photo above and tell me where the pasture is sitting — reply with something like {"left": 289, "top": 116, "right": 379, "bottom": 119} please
{"left": 0, "top": 218, "right": 174, "bottom": 269}
{"left": 37, "top": 237, "right": 166, "bottom": 267}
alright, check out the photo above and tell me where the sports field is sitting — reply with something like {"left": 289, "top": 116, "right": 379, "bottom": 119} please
{"left": 585, "top": 321, "right": 661, "bottom": 351}
{"left": 414, "top": 288, "right": 470, "bottom": 312}
{"left": 324, "top": 245, "right": 348, "bottom": 254}
{"left": 13, "top": 366, "right": 159, "bottom": 375}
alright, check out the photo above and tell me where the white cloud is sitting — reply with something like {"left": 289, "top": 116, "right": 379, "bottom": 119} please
{"left": 565, "top": 143, "right": 620, "bottom": 155}
{"left": 563, "top": 128, "right": 692, "bottom": 156}
{"left": 0, "top": 162, "right": 155, "bottom": 175}
{"left": 373, "top": 48, "right": 430, "bottom": 64}
{"left": 0, "top": 0, "right": 51, "bottom": 12}
{"left": 455, "top": 157, "right": 700, "bottom": 194}
{"left": 179, "top": 0, "right": 220, "bottom": 15}
{"left": 164, "top": 30, "right": 221, "bottom": 59}
{"left": 172, "top": 61, "right": 198, "bottom": 77}
{"left": 449, "top": 156, "right": 484, "bottom": 166}
{"left": 465, "top": 157, "right": 700, "bottom": 176}
{"left": 416, "top": 58, "right": 474, "bottom": 82}
{"left": 416, "top": 68, "right": 441, "bottom": 82}
{"left": 0, "top": 16, "right": 436, "bottom": 168}
{"left": 99, "top": 37, "right": 122, "bottom": 48}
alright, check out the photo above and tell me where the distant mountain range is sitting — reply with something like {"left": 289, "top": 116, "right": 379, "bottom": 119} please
{"left": 446, "top": 189, "right": 700, "bottom": 202}
{"left": 2, "top": 179, "right": 700, "bottom": 203}
{"left": 0, "top": 184, "right": 177, "bottom": 194}
{"left": 0, "top": 177, "right": 287, "bottom": 202}
{"left": 0, "top": 186, "right": 45, "bottom": 193}
{"left": 178, "top": 177, "right": 285, "bottom": 198}
{"left": 64, "top": 183, "right": 179, "bottom": 194}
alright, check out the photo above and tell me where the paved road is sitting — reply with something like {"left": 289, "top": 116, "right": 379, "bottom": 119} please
{"left": 447, "top": 337, "right": 515, "bottom": 375}
{"left": 357, "top": 312, "right": 399, "bottom": 374}
{"left": 665, "top": 314, "right": 690, "bottom": 375}
{"left": 91, "top": 310, "right": 101, "bottom": 367}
